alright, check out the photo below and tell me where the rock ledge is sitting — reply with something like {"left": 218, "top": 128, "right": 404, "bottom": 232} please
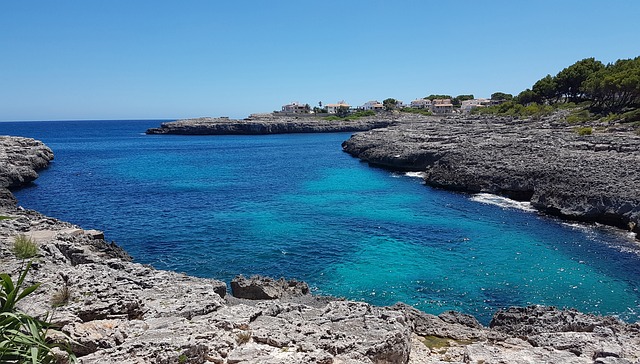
{"left": 342, "top": 114, "right": 640, "bottom": 238}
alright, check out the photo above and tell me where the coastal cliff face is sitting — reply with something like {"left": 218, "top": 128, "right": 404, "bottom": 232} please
{"left": 0, "top": 136, "right": 54, "bottom": 208}
{"left": 342, "top": 114, "right": 640, "bottom": 238}
{"left": 2, "top": 135, "right": 640, "bottom": 363}
{"left": 145, "top": 114, "right": 397, "bottom": 135}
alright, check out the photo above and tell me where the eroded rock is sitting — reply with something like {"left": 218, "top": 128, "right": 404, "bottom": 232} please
{"left": 231, "top": 275, "right": 309, "bottom": 300}
{"left": 342, "top": 114, "right": 640, "bottom": 238}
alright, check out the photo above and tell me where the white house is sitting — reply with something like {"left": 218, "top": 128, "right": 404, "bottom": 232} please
{"left": 281, "top": 102, "right": 309, "bottom": 114}
{"left": 326, "top": 100, "right": 351, "bottom": 114}
{"left": 361, "top": 100, "right": 384, "bottom": 111}
{"left": 430, "top": 99, "right": 454, "bottom": 114}
{"left": 461, "top": 98, "right": 492, "bottom": 113}
{"left": 410, "top": 98, "right": 432, "bottom": 109}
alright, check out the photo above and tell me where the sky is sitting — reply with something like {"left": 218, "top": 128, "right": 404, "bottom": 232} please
{"left": 1, "top": 0, "right": 639, "bottom": 121}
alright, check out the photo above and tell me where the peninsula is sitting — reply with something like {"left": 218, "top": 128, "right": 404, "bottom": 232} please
{"left": 145, "top": 113, "right": 398, "bottom": 135}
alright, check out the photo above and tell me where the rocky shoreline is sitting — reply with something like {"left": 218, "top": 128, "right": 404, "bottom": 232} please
{"left": 145, "top": 113, "right": 400, "bottom": 135}
{"left": 2, "top": 135, "right": 640, "bottom": 363}
{"left": 342, "top": 113, "right": 640, "bottom": 239}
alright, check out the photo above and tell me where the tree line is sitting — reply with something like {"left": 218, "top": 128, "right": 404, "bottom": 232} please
{"left": 515, "top": 56, "right": 640, "bottom": 114}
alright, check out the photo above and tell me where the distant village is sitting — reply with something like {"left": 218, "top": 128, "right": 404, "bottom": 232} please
{"left": 277, "top": 96, "right": 508, "bottom": 116}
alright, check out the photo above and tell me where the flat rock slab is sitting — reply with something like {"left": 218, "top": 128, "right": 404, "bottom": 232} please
{"left": 145, "top": 114, "right": 400, "bottom": 135}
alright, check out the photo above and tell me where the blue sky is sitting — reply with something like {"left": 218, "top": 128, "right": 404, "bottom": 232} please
{"left": 1, "top": 0, "right": 639, "bottom": 121}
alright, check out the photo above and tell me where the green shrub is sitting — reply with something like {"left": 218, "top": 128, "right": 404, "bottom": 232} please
{"left": 601, "top": 113, "right": 621, "bottom": 123}
{"left": 471, "top": 102, "right": 555, "bottom": 119}
{"left": 0, "top": 216, "right": 13, "bottom": 221}
{"left": 567, "top": 109, "right": 594, "bottom": 123}
{"left": 349, "top": 110, "right": 375, "bottom": 118}
{"left": 575, "top": 126, "right": 593, "bottom": 136}
{"left": 522, "top": 103, "right": 554, "bottom": 117}
{"left": 621, "top": 109, "right": 640, "bottom": 123}
{"left": 12, "top": 235, "right": 38, "bottom": 259}
{"left": 399, "top": 108, "right": 433, "bottom": 116}
{"left": 1, "top": 262, "right": 76, "bottom": 363}
{"left": 324, "top": 110, "right": 376, "bottom": 121}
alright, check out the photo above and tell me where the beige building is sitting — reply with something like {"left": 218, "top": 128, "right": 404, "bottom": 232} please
{"left": 281, "top": 102, "right": 309, "bottom": 114}
{"left": 410, "top": 98, "right": 432, "bottom": 109}
{"left": 326, "top": 100, "right": 351, "bottom": 114}
{"left": 431, "top": 99, "right": 454, "bottom": 114}
{"left": 361, "top": 100, "right": 384, "bottom": 111}
{"left": 461, "top": 98, "right": 492, "bottom": 113}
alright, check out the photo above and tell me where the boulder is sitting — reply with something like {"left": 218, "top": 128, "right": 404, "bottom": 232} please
{"left": 231, "top": 275, "right": 309, "bottom": 300}
{"left": 489, "top": 305, "right": 621, "bottom": 335}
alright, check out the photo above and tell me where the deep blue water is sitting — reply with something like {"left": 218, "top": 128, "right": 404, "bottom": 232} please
{"left": 2, "top": 119, "right": 640, "bottom": 324}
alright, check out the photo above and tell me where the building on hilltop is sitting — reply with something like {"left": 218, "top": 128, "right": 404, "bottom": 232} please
{"left": 410, "top": 98, "right": 432, "bottom": 109}
{"left": 281, "top": 102, "right": 310, "bottom": 114}
{"left": 431, "top": 99, "right": 454, "bottom": 114}
{"left": 461, "top": 98, "right": 492, "bottom": 113}
{"left": 326, "top": 100, "right": 351, "bottom": 114}
{"left": 361, "top": 100, "right": 384, "bottom": 111}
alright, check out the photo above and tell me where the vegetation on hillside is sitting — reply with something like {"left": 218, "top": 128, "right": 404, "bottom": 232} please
{"left": 382, "top": 98, "right": 399, "bottom": 111}
{"left": 475, "top": 56, "right": 640, "bottom": 123}
{"left": 399, "top": 108, "right": 433, "bottom": 116}
{"left": 324, "top": 110, "right": 376, "bottom": 121}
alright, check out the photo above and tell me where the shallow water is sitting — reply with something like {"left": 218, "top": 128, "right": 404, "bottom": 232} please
{"left": 3, "top": 119, "right": 639, "bottom": 324}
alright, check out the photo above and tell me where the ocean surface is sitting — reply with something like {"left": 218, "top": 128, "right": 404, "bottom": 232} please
{"left": 3, "top": 119, "right": 640, "bottom": 324}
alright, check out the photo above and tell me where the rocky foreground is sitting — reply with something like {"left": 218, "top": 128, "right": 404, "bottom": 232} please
{"left": 145, "top": 113, "right": 399, "bottom": 135}
{"left": 2, "top": 135, "right": 640, "bottom": 363}
{"left": 342, "top": 113, "right": 640, "bottom": 238}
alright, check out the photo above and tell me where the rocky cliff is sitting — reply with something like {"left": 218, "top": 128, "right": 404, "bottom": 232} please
{"left": 2, "top": 135, "right": 639, "bottom": 363}
{"left": 342, "top": 114, "right": 640, "bottom": 238}
{"left": 145, "top": 114, "right": 398, "bottom": 135}
{"left": 0, "top": 136, "right": 55, "bottom": 208}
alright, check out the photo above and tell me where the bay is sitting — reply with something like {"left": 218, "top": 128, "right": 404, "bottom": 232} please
{"left": 2, "top": 119, "right": 640, "bottom": 324}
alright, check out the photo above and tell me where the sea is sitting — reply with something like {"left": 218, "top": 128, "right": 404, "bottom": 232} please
{"left": 2, "top": 119, "right": 640, "bottom": 324}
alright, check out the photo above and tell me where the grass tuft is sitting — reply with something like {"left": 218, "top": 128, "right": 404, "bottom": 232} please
{"left": 575, "top": 126, "right": 593, "bottom": 136}
{"left": 236, "top": 331, "right": 252, "bottom": 345}
{"left": 13, "top": 234, "right": 38, "bottom": 259}
{"left": 51, "top": 285, "right": 71, "bottom": 307}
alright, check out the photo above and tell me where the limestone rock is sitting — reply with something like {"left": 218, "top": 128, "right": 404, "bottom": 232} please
{"left": 231, "top": 275, "right": 309, "bottom": 300}
{"left": 0, "top": 136, "right": 54, "bottom": 207}
{"left": 342, "top": 113, "right": 640, "bottom": 238}
{"left": 145, "top": 114, "right": 398, "bottom": 135}
{"left": 489, "top": 305, "right": 621, "bottom": 335}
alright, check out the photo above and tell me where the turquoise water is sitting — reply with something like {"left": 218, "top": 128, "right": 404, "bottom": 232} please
{"left": 3, "top": 120, "right": 640, "bottom": 324}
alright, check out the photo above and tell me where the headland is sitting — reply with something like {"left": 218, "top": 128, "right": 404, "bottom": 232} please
{"left": 342, "top": 112, "right": 640, "bottom": 239}
{"left": 145, "top": 113, "right": 399, "bottom": 135}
